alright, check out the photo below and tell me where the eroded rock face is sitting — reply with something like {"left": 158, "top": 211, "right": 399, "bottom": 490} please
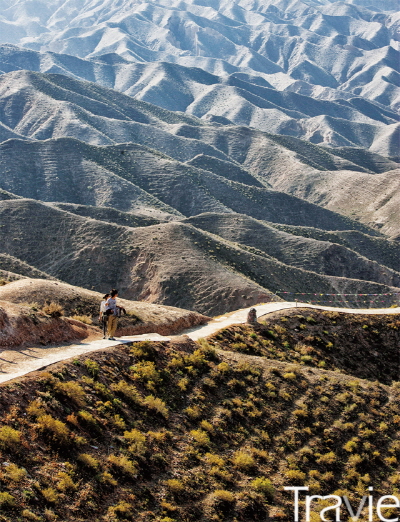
{"left": 116, "top": 312, "right": 210, "bottom": 337}
{"left": 0, "top": 301, "right": 96, "bottom": 348}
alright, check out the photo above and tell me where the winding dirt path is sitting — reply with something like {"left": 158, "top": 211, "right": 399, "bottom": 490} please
{"left": 0, "top": 302, "right": 399, "bottom": 384}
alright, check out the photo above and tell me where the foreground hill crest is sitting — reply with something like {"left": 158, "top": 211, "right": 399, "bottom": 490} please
{"left": 0, "top": 305, "right": 398, "bottom": 521}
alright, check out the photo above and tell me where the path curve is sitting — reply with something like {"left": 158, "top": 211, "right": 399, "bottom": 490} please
{"left": 1, "top": 302, "right": 399, "bottom": 384}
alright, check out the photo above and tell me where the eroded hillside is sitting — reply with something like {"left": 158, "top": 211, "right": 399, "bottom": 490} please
{"left": 0, "top": 1, "right": 399, "bottom": 317}
{"left": 0, "top": 278, "right": 209, "bottom": 350}
{"left": 1, "top": 201, "right": 400, "bottom": 315}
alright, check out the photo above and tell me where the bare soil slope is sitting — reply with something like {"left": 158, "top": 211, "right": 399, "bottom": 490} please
{"left": 0, "top": 300, "right": 98, "bottom": 348}
{"left": 184, "top": 213, "right": 400, "bottom": 286}
{"left": 0, "top": 71, "right": 398, "bottom": 235}
{"left": 0, "top": 279, "right": 209, "bottom": 339}
{"left": 1, "top": 199, "right": 400, "bottom": 315}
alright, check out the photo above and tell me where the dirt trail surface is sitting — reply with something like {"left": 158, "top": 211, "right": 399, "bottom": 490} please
{"left": 1, "top": 302, "right": 399, "bottom": 384}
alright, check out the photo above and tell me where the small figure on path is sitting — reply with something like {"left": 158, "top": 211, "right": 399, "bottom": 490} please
{"left": 247, "top": 307, "right": 257, "bottom": 324}
{"left": 99, "top": 293, "right": 110, "bottom": 339}
{"left": 105, "top": 289, "right": 119, "bottom": 340}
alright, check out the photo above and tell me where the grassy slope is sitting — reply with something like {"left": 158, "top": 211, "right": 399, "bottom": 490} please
{"left": 0, "top": 311, "right": 399, "bottom": 521}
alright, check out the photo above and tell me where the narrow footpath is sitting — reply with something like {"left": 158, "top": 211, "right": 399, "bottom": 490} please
{"left": 0, "top": 302, "right": 399, "bottom": 384}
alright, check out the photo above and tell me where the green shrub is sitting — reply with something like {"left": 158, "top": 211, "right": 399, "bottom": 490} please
{"left": 111, "top": 381, "right": 141, "bottom": 404}
{"left": 111, "top": 414, "right": 126, "bottom": 430}
{"left": 131, "top": 341, "right": 157, "bottom": 361}
{"left": 190, "top": 430, "right": 210, "bottom": 447}
{"left": 0, "top": 491, "right": 15, "bottom": 507}
{"left": 108, "top": 500, "right": 133, "bottom": 518}
{"left": 250, "top": 477, "right": 275, "bottom": 498}
{"left": 84, "top": 359, "right": 99, "bottom": 378}
{"left": 78, "top": 410, "right": 101, "bottom": 432}
{"left": 316, "top": 452, "right": 336, "bottom": 465}
{"left": 184, "top": 405, "right": 202, "bottom": 419}
{"left": 143, "top": 395, "right": 169, "bottom": 417}
{"left": 166, "top": 479, "right": 185, "bottom": 494}
{"left": 56, "top": 472, "right": 77, "bottom": 492}
{"left": 21, "top": 509, "right": 40, "bottom": 521}
{"left": 177, "top": 377, "right": 190, "bottom": 391}
{"left": 0, "top": 426, "right": 21, "bottom": 450}
{"left": 200, "top": 420, "right": 214, "bottom": 432}
{"left": 211, "top": 489, "right": 235, "bottom": 503}
{"left": 37, "top": 415, "right": 70, "bottom": 443}
{"left": 232, "top": 451, "right": 255, "bottom": 471}
{"left": 217, "top": 362, "right": 231, "bottom": 373}
{"left": 185, "top": 349, "right": 209, "bottom": 369}
{"left": 4, "top": 463, "right": 27, "bottom": 483}
{"left": 54, "top": 381, "right": 86, "bottom": 406}
{"left": 285, "top": 470, "right": 306, "bottom": 481}
{"left": 78, "top": 453, "right": 100, "bottom": 470}
{"left": 343, "top": 439, "right": 358, "bottom": 452}
{"left": 41, "top": 487, "right": 58, "bottom": 504}
{"left": 99, "top": 471, "right": 117, "bottom": 486}
{"left": 107, "top": 454, "right": 137, "bottom": 477}
{"left": 26, "top": 400, "right": 46, "bottom": 418}
{"left": 124, "top": 429, "right": 146, "bottom": 456}
{"left": 196, "top": 339, "right": 217, "bottom": 358}
{"left": 204, "top": 453, "right": 225, "bottom": 467}
{"left": 131, "top": 361, "right": 161, "bottom": 384}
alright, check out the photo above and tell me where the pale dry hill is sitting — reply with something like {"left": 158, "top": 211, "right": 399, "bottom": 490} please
{"left": 0, "top": 278, "right": 209, "bottom": 341}
{"left": 0, "top": 199, "right": 399, "bottom": 314}
{"left": 0, "top": 69, "right": 398, "bottom": 234}
{"left": 1, "top": 130, "right": 398, "bottom": 236}
{"left": 0, "top": 44, "right": 398, "bottom": 153}
{"left": 0, "top": 0, "right": 398, "bottom": 116}
{"left": 184, "top": 213, "right": 400, "bottom": 286}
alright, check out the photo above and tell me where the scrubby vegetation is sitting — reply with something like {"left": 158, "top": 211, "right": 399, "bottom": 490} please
{"left": 0, "top": 311, "right": 398, "bottom": 521}
{"left": 209, "top": 309, "right": 400, "bottom": 384}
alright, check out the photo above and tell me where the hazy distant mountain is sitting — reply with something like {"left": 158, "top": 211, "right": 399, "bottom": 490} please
{"left": 0, "top": 0, "right": 398, "bottom": 152}
{"left": 0, "top": 44, "right": 398, "bottom": 155}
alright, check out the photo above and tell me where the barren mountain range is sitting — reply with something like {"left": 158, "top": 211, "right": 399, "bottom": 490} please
{"left": 0, "top": 0, "right": 399, "bottom": 152}
{"left": 0, "top": 0, "right": 399, "bottom": 314}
